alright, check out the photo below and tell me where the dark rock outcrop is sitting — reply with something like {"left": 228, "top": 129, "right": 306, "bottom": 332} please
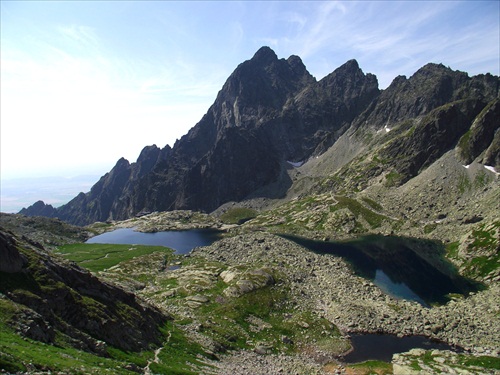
{"left": 0, "top": 230, "right": 27, "bottom": 273}
{"left": 457, "top": 98, "right": 500, "bottom": 168}
{"left": 382, "top": 99, "right": 488, "bottom": 183}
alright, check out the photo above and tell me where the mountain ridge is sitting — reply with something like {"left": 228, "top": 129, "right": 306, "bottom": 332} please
{"left": 19, "top": 47, "right": 499, "bottom": 226}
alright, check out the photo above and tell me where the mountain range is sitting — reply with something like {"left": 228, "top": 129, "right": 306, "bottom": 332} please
{"left": 5, "top": 46, "right": 500, "bottom": 374}
{"left": 19, "top": 46, "right": 499, "bottom": 225}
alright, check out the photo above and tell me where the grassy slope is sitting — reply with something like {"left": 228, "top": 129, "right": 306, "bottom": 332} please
{"left": 0, "top": 239, "right": 213, "bottom": 375}
{"left": 56, "top": 243, "right": 174, "bottom": 272}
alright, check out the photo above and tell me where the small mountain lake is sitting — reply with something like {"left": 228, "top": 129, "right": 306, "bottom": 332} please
{"left": 282, "top": 234, "right": 481, "bottom": 306}
{"left": 86, "top": 227, "right": 222, "bottom": 254}
{"left": 340, "top": 333, "right": 463, "bottom": 363}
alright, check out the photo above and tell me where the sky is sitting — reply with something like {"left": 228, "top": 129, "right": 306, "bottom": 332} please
{"left": 1, "top": 0, "right": 499, "bottom": 182}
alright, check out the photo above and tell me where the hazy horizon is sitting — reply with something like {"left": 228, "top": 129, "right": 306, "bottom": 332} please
{"left": 0, "top": 174, "right": 101, "bottom": 214}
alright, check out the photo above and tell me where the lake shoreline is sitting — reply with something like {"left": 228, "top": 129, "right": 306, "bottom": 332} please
{"left": 90, "top": 213, "right": 498, "bottom": 358}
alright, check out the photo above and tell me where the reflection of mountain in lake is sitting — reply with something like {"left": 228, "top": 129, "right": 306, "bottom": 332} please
{"left": 282, "top": 234, "right": 482, "bottom": 305}
{"left": 374, "top": 269, "right": 426, "bottom": 306}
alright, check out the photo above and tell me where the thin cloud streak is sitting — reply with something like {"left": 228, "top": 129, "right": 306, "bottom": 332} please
{"left": 271, "top": 1, "right": 498, "bottom": 87}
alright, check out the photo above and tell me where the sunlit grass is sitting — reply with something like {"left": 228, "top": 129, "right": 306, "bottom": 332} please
{"left": 0, "top": 297, "right": 211, "bottom": 375}
{"left": 56, "top": 243, "right": 174, "bottom": 272}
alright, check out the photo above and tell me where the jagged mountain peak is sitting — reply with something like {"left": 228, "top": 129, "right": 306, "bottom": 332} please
{"left": 220, "top": 46, "right": 314, "bottom": 106}
{"left": 413, "top": 62, "right": 456, "bottom": 75}
{"left": 138, "top": 144, "right": 160, "bottom": 158}
{"left": 286, "top": 54, "right": 307, "bottom": 72}
{"left": 19, "top": 48, "right": 499, "bottom": 225}
{"left": 114, "top": 156, "right": 131, "bottom": 168}
{"left": 319, "top": 58, "right": 378, "bottom": 96}
{"left": 18, "top": 200, "right": 57, "bottom": 218}
{"left": 251, "top": 45, "right": 278, "bottom": 63}
{"left": 339, "top": 58, "right": 360, "bottom": 70}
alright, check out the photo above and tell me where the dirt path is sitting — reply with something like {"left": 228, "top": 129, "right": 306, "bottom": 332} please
{"left": 144, "top": 329, "right": 172, "bottom": 375}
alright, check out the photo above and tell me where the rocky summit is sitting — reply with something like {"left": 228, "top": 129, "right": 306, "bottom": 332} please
{"left": 22, "top": 46, "right": 498, "bottom": 226}
{"left": 5, "top": 47, "right": 500, "bottom": 374}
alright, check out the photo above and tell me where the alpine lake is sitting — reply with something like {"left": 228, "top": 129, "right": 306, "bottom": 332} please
{"left": 87, "top": 228, "right": 479, "bottom": 364}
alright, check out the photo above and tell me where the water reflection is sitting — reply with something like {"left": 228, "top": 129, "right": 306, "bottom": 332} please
{"left": 374, "top": 269, "right": 427, "bottom": 306}
{"left": 341, "top": 333, "right": 463, "bottom": 363}
{"left": 282, "top": 234, "right": 481, "bottom": 305}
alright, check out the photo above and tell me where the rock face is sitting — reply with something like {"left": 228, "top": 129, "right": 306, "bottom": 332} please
{"left": 0, "top": 228, "right": 170, "bottom": 354}
{"left": 20, "top": 47, "right": 499, "bottom": 226}
{"left": 0, "top": 230, "right": 27, "bottom": 273}
{"left": 382, "top": 99, "right": 488, "bottom": 183}
{"left": 457, "top": 97, "right": 500, "bottom": 167}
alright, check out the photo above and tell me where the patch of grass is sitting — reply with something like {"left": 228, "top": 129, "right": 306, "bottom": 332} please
{"left": 460, "top": 355, "right": 500, "bottom": 370}
{"left": 152, "top": 330, "right": 212, "bottom": 374}
{"left": 457, "top": 129, "right": 472, "bottom": 162}
{"left": 406, "top": 125, "right": 417, "bottom": 137}
{"left": 361, "top": 197, "right": 383, "bottom": 211}
{"left": 220, "top": 208, "right": 258, "bottom": 224}
{"left": 348, "top": 360, "right": 393, "bottom": 374}
{"left": 86, "top": 222, "right": 114, "bottom": 235}
{"left": 424, "top": 223, "right": 437, "bottom": 234}
{"left": 474, "top": 171, "right": 490, "bottom": 188}
{"left": 335, "top": 196, "right": 389, "bottom": 229}
{"left": 56, "top": 243, "right": 174, "bottom": 272}
{"left": 446, "top": 241, "right": 460, "bottom": 259}
{"left": 471, "top": 222, "right": 499, "bottom": 248}
{"left": 197, "top": 285, "right": 291, "bottom": 350}
{"left": 384, "top": 171, "right": 404, "bottom": 187}
{"left": 462, "top": 221, "right": 500, "bottom": 279}
{"left": 465, "top": 255, "right": 499, "bottom": 279}
{"left": 457, "top": 172, "right": 472, "bottom": 194}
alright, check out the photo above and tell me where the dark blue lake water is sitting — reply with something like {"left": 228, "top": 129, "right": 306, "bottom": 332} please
{"left": 282, "top": 234, "right": 481, "bottom": 306}
{"left": 86, "top": 228, "right": 221, "bottom": 254}
{"left": 341, "top": 333, "right": 463, "bottom": 363}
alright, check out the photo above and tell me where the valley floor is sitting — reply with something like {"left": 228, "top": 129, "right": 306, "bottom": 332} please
{"left": 97, "top": 223, "right": 499, "bottom": 374}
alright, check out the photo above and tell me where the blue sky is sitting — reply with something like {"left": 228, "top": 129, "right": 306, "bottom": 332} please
{"left": 1, "top": 1, "right": 499, "bottom": 181}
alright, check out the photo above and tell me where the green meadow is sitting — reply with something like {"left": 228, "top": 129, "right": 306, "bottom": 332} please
{"left": 56, "top": 243, "right": 175, "bottom": 272}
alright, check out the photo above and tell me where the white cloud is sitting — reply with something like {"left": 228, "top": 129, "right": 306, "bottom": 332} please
{"left": 0, "top": 25, "right": 219, "bottom": 180}
{"left": 56, "top": 25, "right": 101, "bottom": 50}
{"left": 230, "top": 21, "right": 244, "bottom": 51}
